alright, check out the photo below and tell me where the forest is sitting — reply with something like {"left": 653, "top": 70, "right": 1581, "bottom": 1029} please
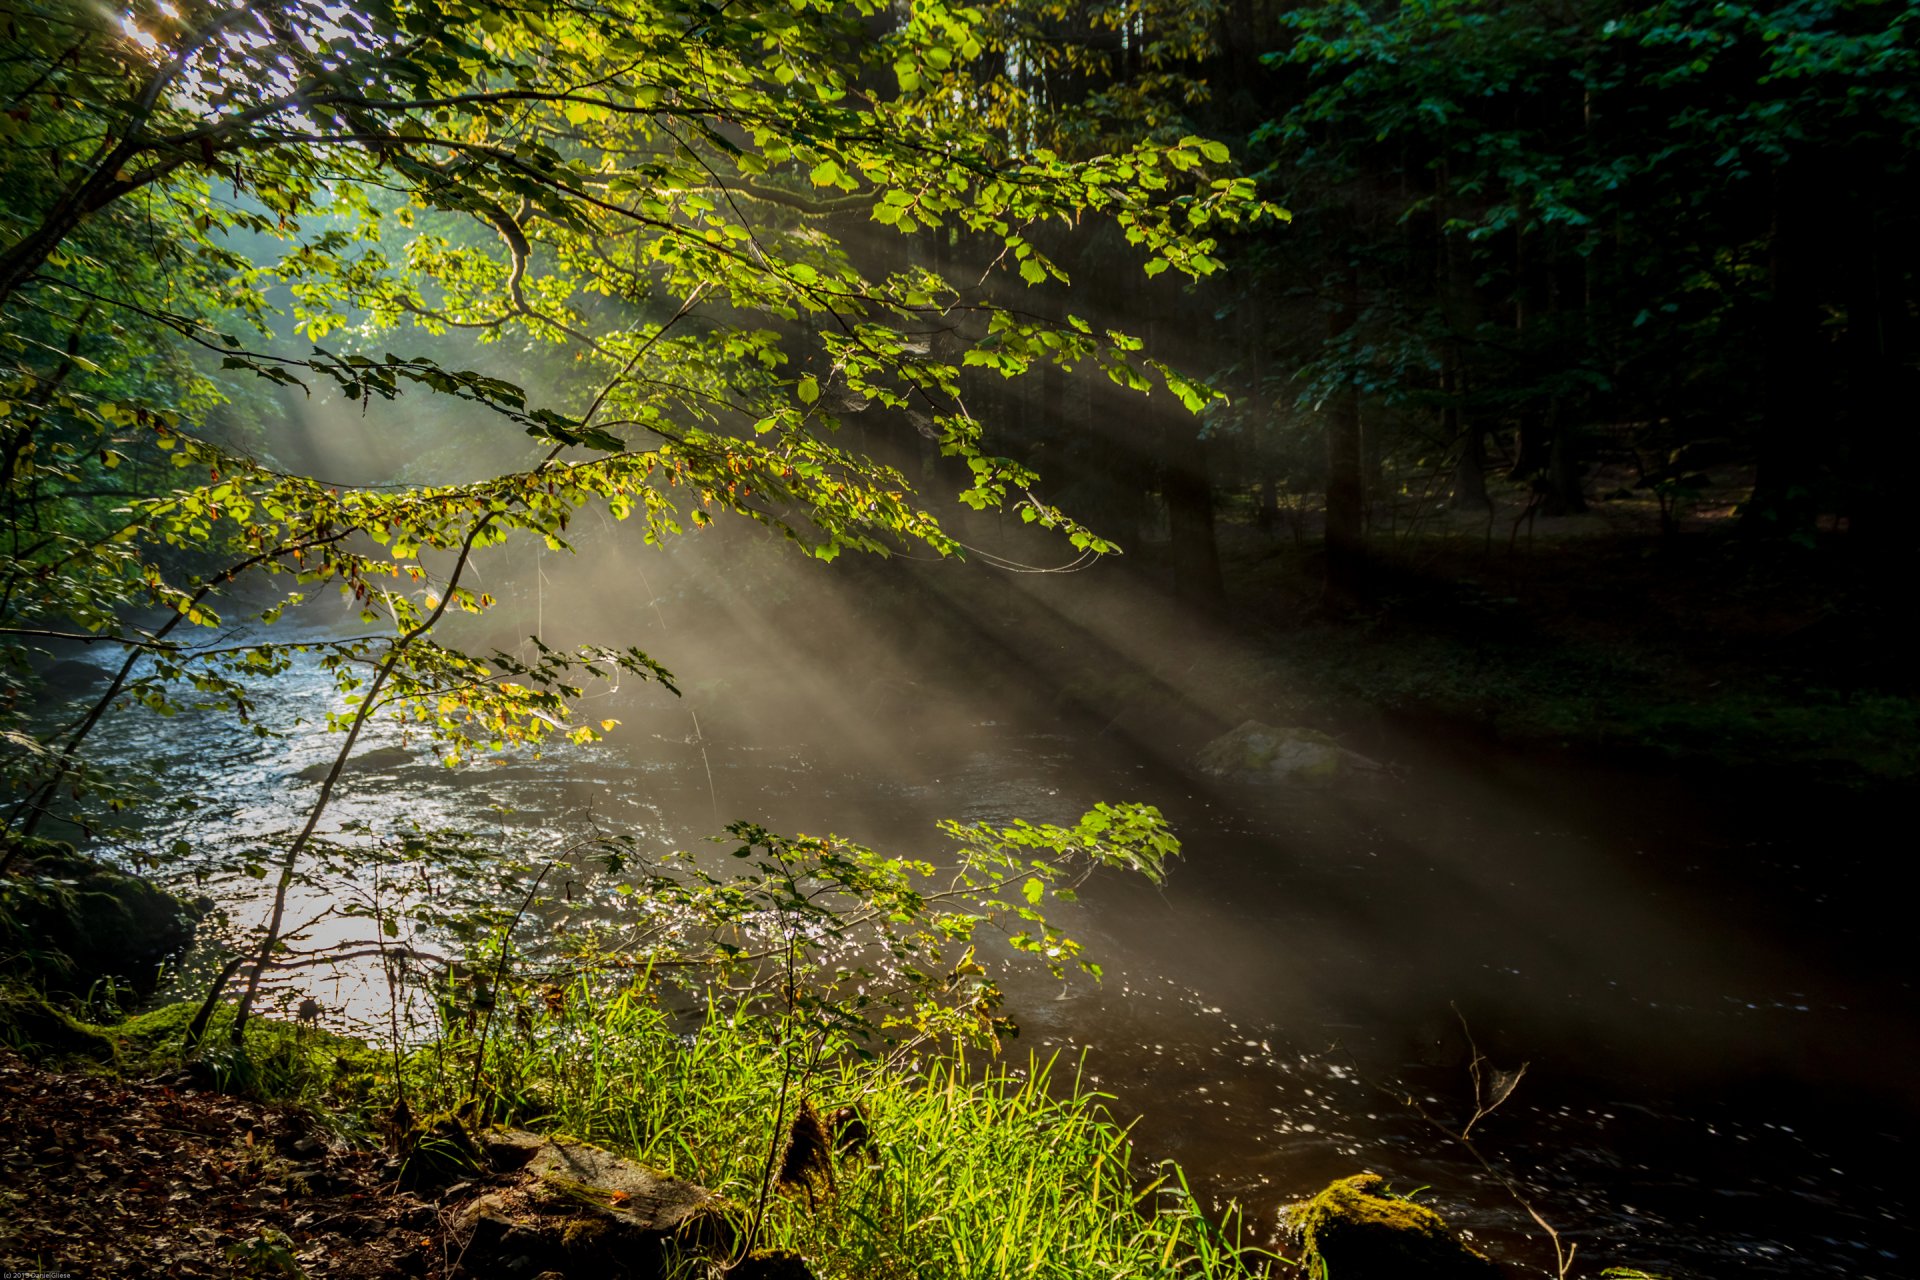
{"left": 2, "top": 1, "right": 1914, "bottom": 1278}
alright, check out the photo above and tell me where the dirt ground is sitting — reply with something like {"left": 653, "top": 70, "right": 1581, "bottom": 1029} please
{"left": 0, "top": 1049, "right": 452, "bottom": 1279}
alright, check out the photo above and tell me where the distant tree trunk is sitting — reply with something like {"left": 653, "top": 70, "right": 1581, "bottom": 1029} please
{"left": 1325, "top": 384, "right": 1365, "bottom": 603}
{"left": 1437, "top": 181, "right": 1491, "bottom": 516}
{"left": 1840, "top": 201, "right": 1917, "bottom": 559}
{"left": 1542, "top": 400, "right": 1586, "bottom": 515}
{"left": 1504, "top": 226, "right": 1585, "bottom": 516}
{"left": 1510, "top": 407, "right": 1548, "bottom": 480}
{"left": 1746, "top": 165, "right": 1822, "bottom": 539}
{"left": 1324, "top": 266, "right": 1367, "bottom": 606}
{"left": 1510, "top": 408, "right": 1584, "bottom": 513}
{"left": 1444, "top": 363, "right": 1491, "bottom": 512}
{"left": 1164, "top": 420, "right": 1224, "bottom": 608}
{"left": 1255, "top": 476, "right": 1279, "bottom": 531}
{"left": 1451, "top": 419, "right": 1491, "bottom": 512}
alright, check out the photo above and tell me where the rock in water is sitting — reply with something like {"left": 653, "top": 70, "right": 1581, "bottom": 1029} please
{"left": 39, "top": 658, "right": 111, "bottom": 694}
{"left": 1285, "top": 1172, "right": 1501, "bottom": 1278}
{"left": 1194, "top": 720, "right": 1385, "bottom": 786}
{"left": 292, "top": 744, "right": 415, "bottom": 782}
{"left": 456, "top": 1130, "right": 733, "bottom": 1279}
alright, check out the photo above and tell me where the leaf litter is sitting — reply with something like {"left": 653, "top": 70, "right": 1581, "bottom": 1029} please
{"left": 0, "top": 1049, "right": 455, "bottom": 1277}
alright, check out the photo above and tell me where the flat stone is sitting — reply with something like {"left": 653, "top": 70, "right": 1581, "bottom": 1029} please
{"left": 455, "top": 1130, "right": 733, "bottom": 1279}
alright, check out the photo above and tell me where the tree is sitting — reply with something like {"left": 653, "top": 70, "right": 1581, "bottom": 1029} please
{"left": 1249, "top": 0, "right": 1920, "bottom": 559}
{"left": 0, "top": 0, "right": 1273, "bottom": 1036}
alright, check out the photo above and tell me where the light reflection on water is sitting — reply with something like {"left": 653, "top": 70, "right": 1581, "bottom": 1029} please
{"left": 48, "top": 635, "right": 1918, "bottom": 1280}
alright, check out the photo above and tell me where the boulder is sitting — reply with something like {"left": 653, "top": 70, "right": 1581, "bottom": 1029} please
{"left": 1194, "top": 720, "right": 1385, "bottom": 786}
{"left": 2, "top": 841, "right": 204, "bottom": 995}
{"left": 1284, "top": 1172, "right": 1501, "bottom": 1279}
{"left": 454, "top": 1129, "right": 734, "bottom": 1279}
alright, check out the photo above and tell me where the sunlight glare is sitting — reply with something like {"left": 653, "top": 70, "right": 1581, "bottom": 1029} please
{"left": 118, "top": 14, "right": 160, "bottom": 52}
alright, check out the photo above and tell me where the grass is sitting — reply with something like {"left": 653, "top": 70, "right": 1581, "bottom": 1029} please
{"left": 410, "top": 977, "right": 1271, "bottom": 1279}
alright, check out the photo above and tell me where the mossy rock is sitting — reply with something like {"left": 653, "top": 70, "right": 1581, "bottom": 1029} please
{"left": 0, "top": 982, "right": 117, "bottom": 1061}
{"left": 1287, "top": 1173, "right": 1501, "bottom": 1279}
{"left": 400, "top": 1114, "right": 485, "bottom": 1192}
{"left": 1, "top": 840, "right": 204, "bottom": 995}
{"left": 1195, "top": 721, "right": 1386, "bottom": 787}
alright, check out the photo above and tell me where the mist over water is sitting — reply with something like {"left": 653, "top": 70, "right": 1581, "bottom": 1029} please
{"left": 52, "top": 506, "right": 1912, "bottom": 1274}
{"left": 48, "top": 392, "right": 1914, "bottom": 1279}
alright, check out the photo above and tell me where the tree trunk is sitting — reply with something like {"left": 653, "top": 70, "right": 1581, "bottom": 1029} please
{"left": 1324, "top": 267, "right": 1366, "bottom": 606}
{"left": 1840, "top": 202, "right": 1917, "bottom": 559}
{"left": 1450, "top": 414, "right": 1492, "bottom": 512}
{"left": 1164, "top": 419, "right": 1224, "bottom": 608}
{"left": 1325, "top": 384, "right": 1365, "bottom": 604}
{"left": 1542, "top": 401, "right": 1586, "bottom": 515}
{"left": 1745, "top": 165, "right": 1822, "bottom": 539}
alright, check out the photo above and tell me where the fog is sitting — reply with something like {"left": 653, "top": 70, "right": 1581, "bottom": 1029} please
{"left": 129, "top": 298, "right": 1909, "bottom": 1277}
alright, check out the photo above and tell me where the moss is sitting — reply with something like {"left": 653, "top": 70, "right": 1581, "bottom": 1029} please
{"left": 112, "top": 998, "right": 199, "bottom": 1046}
{"left": 1301, "top": 748, "right": 1344, "bottom": 781}
{"left": 398, "top": 1114, "right": 484, "bottom": 1191}
{"left": 111, "top": 998, "right": 387, "bottom": 1117}
{"left": 559, "top": 1215, "right": 609, "bottom": 1250}
{"left": 0, "top": 981, "right": 118, "bottom": 1062}
{"left": 1289, "top": 1173, "right": 1500, "bottom": 1279}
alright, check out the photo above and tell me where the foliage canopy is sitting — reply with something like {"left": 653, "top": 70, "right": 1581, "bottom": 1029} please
{"left": 0, "top": 0, "right": 1272, "bottom": 1038}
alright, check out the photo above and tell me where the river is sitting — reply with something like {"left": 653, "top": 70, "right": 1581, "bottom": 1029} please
{"left": 52, "top": 601, "right": 1918, "bottom": 1280}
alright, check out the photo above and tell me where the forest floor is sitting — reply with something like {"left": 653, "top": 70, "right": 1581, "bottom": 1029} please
{"left": 0, "top": 1048, "right": 455, "bottom": 1279}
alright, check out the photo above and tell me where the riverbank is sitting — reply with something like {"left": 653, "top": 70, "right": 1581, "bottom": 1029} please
{"left": 0, "top": 981, "right": 1272, "bottom": 1279}
{"left": 823, "top": 514, "right": 1919, "bottom": 792}
{"left": 1216, "top": 521, "right": 1919, "bottom": 787}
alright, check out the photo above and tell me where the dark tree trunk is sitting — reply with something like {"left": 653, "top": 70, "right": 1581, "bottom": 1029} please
{"left": 1450, "top": 414, "right": 1492, "bottom": 512}
{"left": 1541, "top": 401, "right": 1586, "bottom": 515}
{"left": 1324, "top": 267, "right": 1367, "bottom": 606}
{"left": 1164, "top": 420, "right": 1224, "bottom": 608}
{"left": 1746, "top": 166, "right": 1823, "bottom": 538}
{"left": 1325, "top": 382, "right": 1365, "bottom": 604}
{"left": 1840, "top": 202, "right": 1918, "bottom": 559}
{"left": 1510, "top": 407, "right": 1548, "bottom": 480}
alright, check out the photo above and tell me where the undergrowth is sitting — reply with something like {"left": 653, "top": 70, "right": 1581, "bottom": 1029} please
{"left": 412, "top": 980, "right": 1268, "bottom": 1279}
{"left": 7, "top": 971, "right": 1267, "bottom": 1277}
